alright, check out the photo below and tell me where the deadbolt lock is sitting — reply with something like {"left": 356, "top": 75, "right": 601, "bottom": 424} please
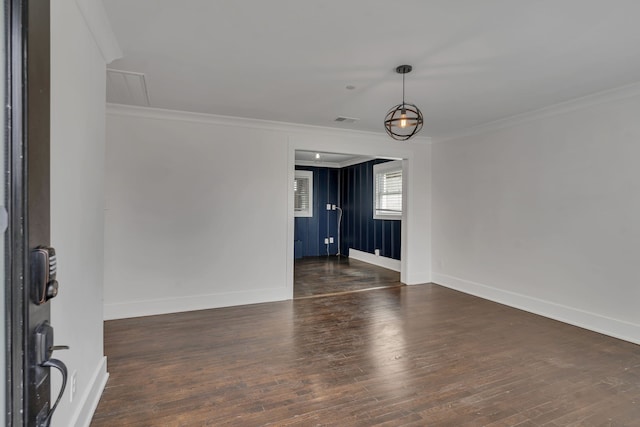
{"left": 31, "top": 247, "right": 58, "bottom": 304}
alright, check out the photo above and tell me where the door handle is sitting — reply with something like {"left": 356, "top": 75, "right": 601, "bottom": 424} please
{"left": 33, "top": 322, "right": 69, "bottom": 427}
{"left": 38, "top": 357, "right": 68, "bottom": 427}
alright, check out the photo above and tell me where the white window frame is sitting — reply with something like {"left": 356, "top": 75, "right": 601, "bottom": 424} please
{"left": 373, "top": 160, "right": 402, "bottom": 220}
{"left": 294, "top": 170, "right": 313, "bottom": 217}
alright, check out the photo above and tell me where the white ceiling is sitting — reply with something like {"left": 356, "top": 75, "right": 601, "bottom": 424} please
{"left": 104, "top": 0, "right": 640, "bottom": 137}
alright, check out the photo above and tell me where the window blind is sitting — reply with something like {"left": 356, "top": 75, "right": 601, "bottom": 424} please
{"left": 294, "top": 175, "right": 310, "bottom": 212}
{"left": 375, "top": 167, "right": 402, "bottom": 217}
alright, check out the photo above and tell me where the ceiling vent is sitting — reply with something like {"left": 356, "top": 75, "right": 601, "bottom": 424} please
{"left": 334, "top": 116, "right": 359, "bottom": 123}
{"left": 106, "top": 69, "right": 151, "bottom": 106}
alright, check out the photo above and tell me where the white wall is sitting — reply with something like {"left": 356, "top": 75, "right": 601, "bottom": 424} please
{"left": 432, "top": 86, "right": 640, "bottom": 344}
{"left": 104, "top": 106, "right": 431, "bottom": 319}
{"left": 50, "top": 0, "right": 119, "bottom": 425}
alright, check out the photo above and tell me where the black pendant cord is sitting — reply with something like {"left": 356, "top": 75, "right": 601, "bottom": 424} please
{"left": 402, "top": 72, "right": 406, "bottom": 106}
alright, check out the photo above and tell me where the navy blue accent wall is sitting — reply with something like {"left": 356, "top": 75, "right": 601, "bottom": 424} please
{"left": 339, "top": 159, "right": 401, "bottom": 260}
{"left": 294, "top": 166, "right": 341, "bottom": 257}
{"left": 294, "top": 160, "right": 401, "bottom": 260}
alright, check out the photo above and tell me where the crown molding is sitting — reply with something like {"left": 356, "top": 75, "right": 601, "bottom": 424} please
{"left": 433, "top": 81, "right": 640, "bottom": 143}
{"left": 75, "top": 0, "right": 123, "bottom": 63}
{"left": 106, "top": 103, "right": 433, "bottom": 144}
{"left": 295, "top": 160, "right": 342, "bottom": 169}
{"left": 295, "top": 156, "right": 377, "bottom": 169}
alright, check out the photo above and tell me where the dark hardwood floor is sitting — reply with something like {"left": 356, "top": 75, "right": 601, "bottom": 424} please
{"left": 294, "top": 256, "right": 401, "bottom": 298}
{"left": 92, "top": 284, "right": 640, "bottom": 426}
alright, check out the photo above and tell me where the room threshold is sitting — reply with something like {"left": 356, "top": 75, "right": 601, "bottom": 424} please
{"left": 294, "top": 284, "right": 404, "bottom": 300}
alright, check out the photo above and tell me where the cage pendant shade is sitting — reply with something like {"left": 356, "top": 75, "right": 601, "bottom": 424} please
{"left": 384, "top": 65, "right": 423, "bottom": 141}
{"left": 384, "top": 103, "right": 423, "bottom": 141}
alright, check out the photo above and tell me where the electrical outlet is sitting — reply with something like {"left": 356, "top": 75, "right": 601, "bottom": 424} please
{"left": 70, "top": 370, "right": 77, "bottom": 403}
{"left": 329, "top": 237, "right": 334, "bottom": 243}
{"left": 332, "top": 204, "right": 336, "bottom": 210}
{"left": 324, "top": 238, "right": 329, "bottom": 244}
{"left": 374, "top": 249, "right": 380, "bottom": 256}
{"left": 326, "top": 204, "right": 331, "bottom": 210}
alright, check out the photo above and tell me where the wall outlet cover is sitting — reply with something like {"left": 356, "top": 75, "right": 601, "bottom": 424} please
{"left": 329, "top": 237, "right": 334, "bottom": 243}
{"left": 324, "top": 238, "right": 329, "bottom": 244}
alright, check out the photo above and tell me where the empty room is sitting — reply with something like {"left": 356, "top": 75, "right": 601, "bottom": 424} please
{"left": 3, "top": 1, "right": 640, "bottom": 426}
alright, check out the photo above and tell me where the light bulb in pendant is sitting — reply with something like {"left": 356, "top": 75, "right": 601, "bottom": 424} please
{"left": 399, "top": 109, "right": 407, "bottom": 128}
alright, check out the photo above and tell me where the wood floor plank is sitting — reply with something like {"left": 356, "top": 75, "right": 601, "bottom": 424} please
{"left": 92, "top": 260, "right": 640, "bottom": 426}
{"left": 294, "top": 256, "right": 401, "bottom": 298}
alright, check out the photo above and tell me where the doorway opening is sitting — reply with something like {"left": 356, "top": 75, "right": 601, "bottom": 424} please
{"left": 293, "top": 150, "right": 403, "bottom": 298}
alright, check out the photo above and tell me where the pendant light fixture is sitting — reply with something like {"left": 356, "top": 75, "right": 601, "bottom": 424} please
{"left": 384, "top": 65, "right": 423, "bottom": 141}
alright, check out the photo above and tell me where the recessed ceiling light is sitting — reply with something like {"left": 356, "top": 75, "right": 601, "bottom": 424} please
{"left": 346, "top": 85, "right": 356, "bottom": 90}
{"left": 315, "top": 153, "right": 320, "bottom": 159}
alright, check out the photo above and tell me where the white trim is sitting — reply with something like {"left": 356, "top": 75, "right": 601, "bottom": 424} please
{"left": 104, "top": 288, "right": 289, "bottom": 320}
{"left": 285, "top": 126, "right": 431, "bottom": 299}
{"left": 107, "top": 103, "right": 433, "bottom": 144}
{"left": 295, "top": 160, "right": 342, "bottom": 168}
{"left": 348, "top": 248, "right": 401, "bottom": 273}
{"left": 69, "top": 356, "right": 108, "bottom": 427}
{"left": 74, "top": 0, "right": 122, "bottom": 63}
{"left": 295, "top": 156, "right": 377, "bottom": 169}
{"left": 286, "top": 139, "right": 295, "bottom": 301}
{"left": 433, "top": 80, "right": 640, "bottom": 143}
{"left": 432, "top": 273, "right": 640, "bottom": 346}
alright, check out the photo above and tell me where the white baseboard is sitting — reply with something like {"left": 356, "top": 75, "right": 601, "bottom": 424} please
{"left": 104, "top": 287, "right": 290, "bottom": 320}
{"left": 432, "top": 272, "right": 640, "bottom": 345}
{"left": 348, "top": 248, "right": 401, "bottom": 272}
{"left": 402, "top": 267, "right": 431, "bottom": 286}
{"left": 71, "top": 356, "right": 109, "bottom": 427}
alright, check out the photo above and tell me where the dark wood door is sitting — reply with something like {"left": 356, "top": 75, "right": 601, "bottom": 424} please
{"left": 6, "top": 0, "right": 64, "bottom": 426}
{"left": 25, "top": 0, "right": 55, "bottom": 425}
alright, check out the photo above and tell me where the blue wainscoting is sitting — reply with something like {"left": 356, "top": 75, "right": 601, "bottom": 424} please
{"left": 294, "top": 166, "right": 341, "bottom": 257}
{"left": 339, "top": 159, "right": 401, "bottom": 260}
{"left": 294, "top": 160, "right": 402, "bottom": 261}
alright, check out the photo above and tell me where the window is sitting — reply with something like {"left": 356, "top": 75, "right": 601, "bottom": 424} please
{"left": 373, "top": 160, "right": 402, "bottom": 220}
{"left": 294, "top": 170, "right": 313, "bottom": 217}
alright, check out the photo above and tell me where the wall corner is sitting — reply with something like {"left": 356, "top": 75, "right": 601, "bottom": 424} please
{"left": 74, "top": 0, "right": 122, "bottom": 63}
